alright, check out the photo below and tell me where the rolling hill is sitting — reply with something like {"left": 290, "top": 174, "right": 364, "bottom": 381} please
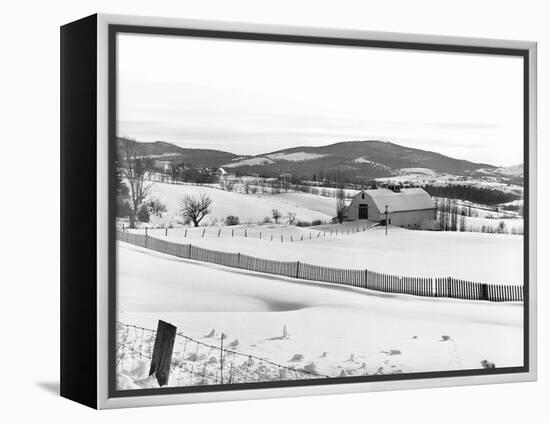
{"left": 116, "top": 137, "right": 242, "bottom": 169}
{"left": 224, "top": 140, "right": 495, "bottom": 180}
{"left": 117, "top": 138, "right": 500, "bottom": 180}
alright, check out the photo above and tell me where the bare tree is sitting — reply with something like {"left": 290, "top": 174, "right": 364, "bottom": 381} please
{"left": 221, "top": 179, "right": 235, "bottom": 192}
{"left": 287, "top": 212, "right": 297, "bottom": 225}
{"left": 335, "top": 186, "right": 346, "bottom": 224}
{"left": 180, "top": 193, "right": 213, "bottom": 227}
{"left": 459, "top": 214, "right": 466, "bottom": 232}
{"left": 118, "top": 137, "right": 153, "bottom": 228}
{"left": 272, "top": 209, "right": 282, "bottom": 223}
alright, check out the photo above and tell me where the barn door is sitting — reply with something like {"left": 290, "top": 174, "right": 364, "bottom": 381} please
{"left": 358, "top": 205, "right": 368, "bottom": 219}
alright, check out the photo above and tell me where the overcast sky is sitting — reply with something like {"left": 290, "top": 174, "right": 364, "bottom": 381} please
{"left": 117, "top": 33, "right": 524, "bottom": 167}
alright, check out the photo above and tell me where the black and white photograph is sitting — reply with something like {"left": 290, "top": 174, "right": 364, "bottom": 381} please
{"left": 112, "top": 30, "right": 526, "bottom": 392}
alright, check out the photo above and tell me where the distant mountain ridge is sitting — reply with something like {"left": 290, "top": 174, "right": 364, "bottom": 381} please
{"left": 224, "top": 140, "right": 496, "bottom": 180}
{"left": 117, "top": 137, "right": 515, "bottom": 180}
{"left": 116, "top": 138, "right": 241, "bottom": 168}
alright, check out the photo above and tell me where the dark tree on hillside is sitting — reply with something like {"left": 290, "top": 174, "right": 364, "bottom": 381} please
{"left": 180, "top": 193, "right": 213, "bottom": 227}
{"left": 272, "top": 209, "right": 282, "bottom": 223}
{"left": 119, "top": 138, "right": 153, "bottom": 228}
{"left": 115, "top": 164, "right": 130, "bottom": 218}
{"left": 336, "top": 186, "right": 346, "bottom": 224}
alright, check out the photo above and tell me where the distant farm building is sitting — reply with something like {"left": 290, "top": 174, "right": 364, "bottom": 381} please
{"left": 336, "top": 187, "right": 437, "bottom": 229}
{"left": 215, "top": 167, "right": 229, "bottom": 176}
{"left": 154, "top": 160, "right": 173, "bottom": 173}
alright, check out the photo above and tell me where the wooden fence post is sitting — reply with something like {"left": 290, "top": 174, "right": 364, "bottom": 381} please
{"left": 149, "top": 320, "right": 177, "bottom": 387}
{"left": 481, "top": 283, "right": 489, "bottom": 301}
{"left": 165, "top": 227, "right": 168, "bottom": 237}
{"left": 296, "top": 261, "right": 300, "bottom": 279}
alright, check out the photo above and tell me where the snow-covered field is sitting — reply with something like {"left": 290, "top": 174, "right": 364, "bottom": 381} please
{"left": 138, "top": 181, "right": 524, "bottom": 237}
{"left": 116, "top": 242, "right": 523, "bottom": 389}
{"left": 145, "top": 182, "right": 333, "bottom": 227}
{"left": 139, "top": 225, "right": 523, "bottom": 285}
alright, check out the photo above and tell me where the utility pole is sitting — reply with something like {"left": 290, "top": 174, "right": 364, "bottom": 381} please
{"left": 385, "top": 205, "right": 389, "bottom": 236}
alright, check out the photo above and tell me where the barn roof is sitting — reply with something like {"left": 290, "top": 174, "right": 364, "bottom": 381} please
{"left": 362, "top": 188, "right": 434, "bottom": 213}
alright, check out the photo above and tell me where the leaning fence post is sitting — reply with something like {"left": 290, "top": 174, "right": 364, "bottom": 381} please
{"left": 149, "top": 320, "right": 177, "bottom": 387}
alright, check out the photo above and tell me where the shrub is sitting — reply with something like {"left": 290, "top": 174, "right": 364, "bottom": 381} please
{"left": 147, "top": 198, "right": 167, "bottom": 217}
{"left": 137, "top": 204, "right": 150, "bottom": 223}
{"left": 272, "top": 209, "right": 282, "bottom": 223}
{"left": 311, "top": 219, "right": 322, "bottom": 226}
{"left": 225, "top": 215, "right": 240, "bottom": 226}
{"left": 296, "top": 221, "right": 311, "bottom": 227}
{"left": 262, "top": 216, "right": 272, "bottom": 224}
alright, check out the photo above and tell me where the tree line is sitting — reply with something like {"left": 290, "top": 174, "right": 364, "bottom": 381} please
{"left": 423, "top": 184, "right": 519, "bottom": 206}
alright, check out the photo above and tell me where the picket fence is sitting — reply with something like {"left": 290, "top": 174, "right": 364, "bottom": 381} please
{"left": 117, "top": 231, "right": 523, "bottom": 303}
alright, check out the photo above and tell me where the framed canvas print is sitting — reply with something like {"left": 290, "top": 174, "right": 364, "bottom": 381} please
{"left": 60, "top": 14, "right": 537, "bottom": 409}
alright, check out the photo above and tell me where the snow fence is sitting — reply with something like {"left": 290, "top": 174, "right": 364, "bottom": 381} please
{"left": 117, "top": 231, "right": 524, "bottom": 303}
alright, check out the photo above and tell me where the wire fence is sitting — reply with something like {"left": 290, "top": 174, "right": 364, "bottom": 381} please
{"left": 118, "top": 224, "right": 377, "bottom": 243}
{"left": 116, "top": 322, "right": 328, "bottom": 388}
{"left": 117, "top": 231, "right": 523, "bottom": 303}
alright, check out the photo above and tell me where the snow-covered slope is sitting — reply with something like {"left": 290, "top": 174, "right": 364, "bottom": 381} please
{"left": 145, "top": 182, "right": 333, "bottom": 226}
{"left": 117, "top": 242, "right": 523, "bottom": 387}
{"left": 141, "top": 225, "right": 523, "bottom": 284}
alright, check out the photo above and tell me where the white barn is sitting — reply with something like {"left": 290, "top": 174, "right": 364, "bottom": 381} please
{"left": 339, "top": 187, "right": 437, "bottom": 229}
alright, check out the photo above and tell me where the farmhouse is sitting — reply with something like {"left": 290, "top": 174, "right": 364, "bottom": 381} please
{"left": 338, "top": 187, "right": 437, "bottom": 229}
{"left": 153, "top": 160, "right": 173, "bottom": 173}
